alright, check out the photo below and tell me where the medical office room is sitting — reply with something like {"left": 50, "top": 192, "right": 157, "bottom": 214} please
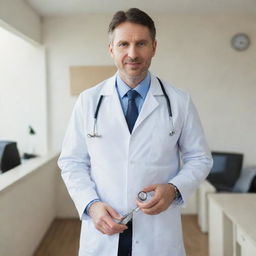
{"left": 0, "top": 0, "right": 256, "bottom": 256}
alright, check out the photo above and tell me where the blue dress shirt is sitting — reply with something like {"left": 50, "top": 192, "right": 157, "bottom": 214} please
{"left": 116, "top": 72, "right": 151, "bottom": 115}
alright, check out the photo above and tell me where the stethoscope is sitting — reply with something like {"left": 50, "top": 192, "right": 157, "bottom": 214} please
{"left": 115, "top": 191, "right": 153, "bottom": 225}
{"left": 87, "top": 77, "right": 175, "bottom": 138}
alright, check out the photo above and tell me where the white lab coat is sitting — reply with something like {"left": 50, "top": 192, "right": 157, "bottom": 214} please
{"left": 58, "top": 73, "right": 213, "bottom": 256}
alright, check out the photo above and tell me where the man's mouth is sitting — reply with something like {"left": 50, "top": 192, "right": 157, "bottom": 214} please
{"left": 126, "top": 62, "right": 141, "bottom": 65}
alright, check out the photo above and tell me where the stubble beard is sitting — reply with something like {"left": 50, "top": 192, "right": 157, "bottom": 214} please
{"left": 118, "top": 60, "right": 151, "bottom": 88}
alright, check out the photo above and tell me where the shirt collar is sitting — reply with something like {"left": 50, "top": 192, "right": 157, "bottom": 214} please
{"left": 116, "top": 72, "right": 151, "bottom": 99}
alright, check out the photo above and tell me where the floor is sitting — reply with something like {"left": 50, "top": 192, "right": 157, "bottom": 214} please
{"left": 182, "top": 215, "right": 208, "bottom": 256}
{"left": 34, "top": 215, "right": 208, "bottom": 256}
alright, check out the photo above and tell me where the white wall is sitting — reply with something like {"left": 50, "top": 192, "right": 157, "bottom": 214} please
{"left": 43, "top": 15, "right": 111, "bottom": 153}
{"left": 44, "top": 13, "right": 256, "bottom": 167}
{"left": 0, "top": 27, "right": 47, "bottom": 156}
{"left": 152, "top": 14, "right": 256, "bottom": 167}
{"left": 0, "top": 0, "right": 41, "bottom": 43}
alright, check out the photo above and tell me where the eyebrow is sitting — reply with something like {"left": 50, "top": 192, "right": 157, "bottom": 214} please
{"left": 116, "top": 39, "right": 149, "bottom": 44}
{"left": 116, "top": 40, "right": 128, "bottom": 44}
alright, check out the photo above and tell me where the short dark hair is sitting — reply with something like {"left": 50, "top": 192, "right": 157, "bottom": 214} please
{"left": 108, "top": 8, "right": 156, "bottom": 42}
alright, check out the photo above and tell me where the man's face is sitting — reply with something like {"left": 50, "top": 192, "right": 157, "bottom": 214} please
{"left": 109, "top": 22, "right": 157, "bottom": 81}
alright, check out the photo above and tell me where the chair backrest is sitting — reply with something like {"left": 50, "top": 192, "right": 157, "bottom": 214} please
{"left": 207, "top": 151, "right": 243, "bottom": 191}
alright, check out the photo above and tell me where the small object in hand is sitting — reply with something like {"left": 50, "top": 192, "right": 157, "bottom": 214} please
{"left": 115, "top": 191, "right": 154, "bottom": 224}
{"left": 137, "top": 191, "right": 148, "bottom": 201}
{"left": 138, "top": 191, "right": 154, "bottom": 202}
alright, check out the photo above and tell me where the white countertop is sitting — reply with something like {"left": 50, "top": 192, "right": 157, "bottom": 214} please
{"left": 209, "top": 193, "right": 256, "bottom": 245}
{"left": 0, "top": 151, "right": 59, "bottom": 191}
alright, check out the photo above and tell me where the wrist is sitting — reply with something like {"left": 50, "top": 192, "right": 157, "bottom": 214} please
{"left": 86, "top": 199, "right": 101, "bottom": 216}
{"left": 168, "top": 183, "right": 181, "bottom": 200}
{"left": 88, "top": 201, "right": 101, "bottom": 216}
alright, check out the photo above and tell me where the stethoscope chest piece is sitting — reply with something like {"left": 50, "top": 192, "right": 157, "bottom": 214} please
{"left": 137, "top": 191, "right": 148, "bottom": 201}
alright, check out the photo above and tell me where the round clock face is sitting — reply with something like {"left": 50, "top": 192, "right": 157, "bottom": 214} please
{"left": 231, "top": 33, "right": 250, "bottom": 51}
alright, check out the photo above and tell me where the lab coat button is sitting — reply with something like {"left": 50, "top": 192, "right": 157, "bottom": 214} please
{"left": 135, "top": 240, "right": 139, "bottom": 244}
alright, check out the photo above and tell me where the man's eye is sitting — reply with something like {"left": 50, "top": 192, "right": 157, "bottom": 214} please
{"left": 118, "top": 43, "right": 128, "bottom": 47}
{"left": 138, "top": 42, "right": 146, "bottom": 46}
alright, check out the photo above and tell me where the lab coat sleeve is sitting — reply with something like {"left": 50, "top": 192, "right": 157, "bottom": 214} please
{"left": 168, "top": 95, "right": 213, "bottom": 207}
{"left": 58, "top": 95, "right": 99, "bottom": 220}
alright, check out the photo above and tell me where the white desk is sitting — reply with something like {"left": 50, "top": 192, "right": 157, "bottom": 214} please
{"left": 208, "top": 194, "right": 256, "bottom": 256}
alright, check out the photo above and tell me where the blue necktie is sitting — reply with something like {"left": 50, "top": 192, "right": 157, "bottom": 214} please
{"left": 126, "top": 90, "right": 139, "bottom": 133}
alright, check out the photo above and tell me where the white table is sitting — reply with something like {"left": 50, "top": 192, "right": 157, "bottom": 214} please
{"left": 208, "top": 193, "right": 256, "bottom": 256}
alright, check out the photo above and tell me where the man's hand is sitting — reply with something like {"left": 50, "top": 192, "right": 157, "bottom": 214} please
{"left": 136, "top": 184, "right": 176, "bottom": 215}
{"left": 89, "top": 201, "right": 128, "bottom": 235}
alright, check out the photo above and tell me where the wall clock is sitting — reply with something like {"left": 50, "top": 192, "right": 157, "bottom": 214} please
{"left": 231, "top": 33, "right": 250, "bottom": 51}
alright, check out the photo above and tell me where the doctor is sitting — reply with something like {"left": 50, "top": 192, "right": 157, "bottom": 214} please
{"left": 58, "top": 8, "right": 213, "bottom": 256}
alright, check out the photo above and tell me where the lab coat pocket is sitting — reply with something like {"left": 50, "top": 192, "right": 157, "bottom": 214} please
{"left": 148, "top": 116, "right": 181, "bottom": 166}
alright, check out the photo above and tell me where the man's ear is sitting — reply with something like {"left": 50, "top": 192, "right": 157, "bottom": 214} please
{"left": 152, "top": 40, "right": 157, "bottom": 56}
{"left": 108, "top": 43, "right": 114, "bottom": 58}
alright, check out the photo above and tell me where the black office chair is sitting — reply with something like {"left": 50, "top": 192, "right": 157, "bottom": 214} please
{"left": 248, "top": 176, "right": 256, "bottom": 193}
{"left": 207, "top": 151, "right": 243, "bottom": 192}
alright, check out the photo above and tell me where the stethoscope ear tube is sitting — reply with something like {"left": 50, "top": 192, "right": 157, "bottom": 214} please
{"left": 94, "top": 95, "right": 104, "bottom": 119}
{"left": 157, "top": 78, "right": 175, "bottom": 136}
{"left": 87, "top": 96, "right": 104, "bottom": 138}
{"left": 157, "top": 78, "right": 172, "bottom": 118}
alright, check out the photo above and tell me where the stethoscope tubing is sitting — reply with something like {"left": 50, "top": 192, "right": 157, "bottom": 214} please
{"left": 87, "top": 77, "right": 174, "bottom": 137}
{"left": 157, "top": 77, "right": 172, "bottom": 118}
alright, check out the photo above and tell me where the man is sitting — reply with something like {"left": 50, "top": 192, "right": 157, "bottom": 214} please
{"left": 58, "top": 8, "right": 212, "bottom": 256}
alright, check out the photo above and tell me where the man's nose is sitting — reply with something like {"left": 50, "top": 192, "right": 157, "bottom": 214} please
{"left": 127, "top": 45, "right": 138, "bottom": 59}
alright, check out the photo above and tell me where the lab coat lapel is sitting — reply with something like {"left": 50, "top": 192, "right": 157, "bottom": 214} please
{"left": 133, "top": 75, "right": 163, "bottom": 133}
{"left": 99, "top": 74, "right": 130, "bottom": 135}
{"left": 99, "top": 73, "right": 164, "bottom": 135}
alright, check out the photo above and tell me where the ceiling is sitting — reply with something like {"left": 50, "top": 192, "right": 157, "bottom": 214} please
{"left": 26, "top": 0, "right": 256, "bottom": 17}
